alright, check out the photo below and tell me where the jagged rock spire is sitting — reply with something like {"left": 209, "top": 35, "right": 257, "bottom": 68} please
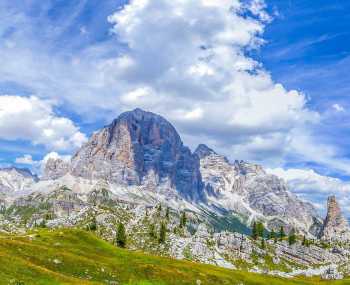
{"left": 321, "top": 196, "right": 350, "bottom": 242}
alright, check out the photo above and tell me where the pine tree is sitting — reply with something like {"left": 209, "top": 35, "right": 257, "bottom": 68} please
{"left": 261, "top": 238, "right": 266, "bottom": 249}
{"left": 116, "top": 222, "right": 127, "bottom": 248}
{"left": 288, "top": 229, "right": 296, "bottom": 246}
{"left": 279, "top": 226, "right": 286, "bottom": 241}
{"left": 159, "top": 222, "right": 166, "bottom": 244}
{"left": 165, "top": 207, "right": 170, "bottom": 220}
{"left": 180, "top": 211, "right": 187, "bottom": 228}
{"left": 302, "top": 235, "right": 306, "bottom": 246}
{"left": 256, "top": 222, "right": 264, "bottom": 238}
{"left": 89, "top": 216, "right": 97, "bottom": 231}
{"left": 149, "top": 223, "right": 156, "bottom": 239}
{"left": 251, "top": 221, "right": 258, "bottom": 240}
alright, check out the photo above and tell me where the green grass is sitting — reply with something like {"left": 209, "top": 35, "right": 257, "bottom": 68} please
{"left": 0, "top": 229, "right": 350, "bottom": 285}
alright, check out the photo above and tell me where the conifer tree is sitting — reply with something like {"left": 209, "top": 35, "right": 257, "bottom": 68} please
{"left": 180, "top": 211, "right": 187, "bottom": 228}
{"left": 288, "top": 229, "right": 296, "bottom": 246}
{"left": 165, "top": 207, "right": 170, "bottom": 220}
{"left": 302, "top": 235, "right": 306, "bottom": 246}
{"left": 159, "top": 222, "right": 166, "bottom": 244}
{"left": 149, "top": 223, "right": 156, "bottom": 239}
{"left": 261, "top": 238, "right": 266, "bottom": 249}
{"left": 279, "top": 226, "right": 286, "bottom": 241}
{"left": 256, "top": 222, "right": 264, "bottom": 238}
{"left": 116, "top": 222, "right": 127, "bottom": 248}
{"left": 251, "top": 222, "right": 258, "bottom": 240}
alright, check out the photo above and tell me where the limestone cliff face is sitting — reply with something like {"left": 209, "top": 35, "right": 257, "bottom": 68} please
{"left": 0, "top": 167, "right": 37, "bottom": 195}
{"left": 42, "top": 158, "right": 70, "bottom": 180}
{"left": 195, "top": 144, "right": 322, "bottom": 235}
{"left": 70, "top": 108, "right": 204, "bottom": 200}
{"left": 321, "top": 196, "right": 350, "bottom": 242}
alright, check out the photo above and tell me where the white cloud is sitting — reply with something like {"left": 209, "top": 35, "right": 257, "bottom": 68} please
{"left": 0, "top": 0, "right": 348, "bottom": 177}
{"left": 267, "top": 167, "right": 350, "bottom": 216}
{"left": 0, "top": 95, "right": 87, "bottom": 151}
{"left": 15, "top": 154, "right": 35, "bottom": 165}
{"left": 332, "top": 103, "right": 345, "bottom": 112}
{"left": 104, "top": 0, "right": 319, "bottom": 164}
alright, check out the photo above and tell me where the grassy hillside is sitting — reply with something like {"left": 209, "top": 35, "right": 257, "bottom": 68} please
{"left": 0, "top": 229, "right": 349, "bottom": 285}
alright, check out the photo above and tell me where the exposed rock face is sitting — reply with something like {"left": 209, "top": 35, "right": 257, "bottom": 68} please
{"left": 321, "top": 196, "right": 350, "bottom": 242}
{"left": 0, "top": 167, "right": 37, "bottom": 195}
{"left": 71, "top": 108, "right": 203, "bottom": 200}
{"left": 195, "top": 144, "right": 321, "bottom": 235}
{"left": 42, "top": 158, "right": 70, "bottom": 180}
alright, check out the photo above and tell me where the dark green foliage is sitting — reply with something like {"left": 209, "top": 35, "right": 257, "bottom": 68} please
{"left": 149, "top": 224, "right": 156, "bottom": 239}
{"left": 251, "top": 222, "right": 258, "bottom": 240}
{"left": 179, "top": 211, "right": 187, "bottom": 228}
{"left": 251, "top": 221, "right": 264, "bottom": 240}
{"left": 256, "top": 222, "right": 264, "bottom": 238}
{"left": 279, "top": 226, "right": 286, "bottom": 241}
{"left": 87, "top": 216, "right": 97, "bottom": 231}
{"left": 39, "top": 219, "right": 47, "bottom": 228}
{"left": 261, "top": 238, "right": 266, "bottom": 250}
{"left": 288, "top": 229, "right": 296, "bottom": 246}
{"left": 268, "top": 229, "right": 275, "bottom": 240}
{"left": 165, "top": 207, "right": 170, "bottom": 220}
{"left": 159, "top": 222, "right": 166, "bottom": 244}
{"left": 302, "top": 235, "right": 311, "bottom": 247}
{"left": 116, "top": 222, "right": 127, "bottom": 248}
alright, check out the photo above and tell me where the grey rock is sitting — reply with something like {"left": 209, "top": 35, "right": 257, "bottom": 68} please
{"left": 70, "top": 108, "right": 204, "bottom": 201}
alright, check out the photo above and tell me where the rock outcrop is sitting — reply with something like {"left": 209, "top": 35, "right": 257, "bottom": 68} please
{"left": 42, "top": 158, "right": 70, "bottom": 180}
{"left": 70, "top": 108, "right": 204, "bottom": 201}
{"left": 321, "top": 196, "right": 350, "bottom": 242}
{"left": 195, "top": 144, "right": 321, "bottom": 235}
{"left": 0, "top": 167, "right": 37, "bottom": 195}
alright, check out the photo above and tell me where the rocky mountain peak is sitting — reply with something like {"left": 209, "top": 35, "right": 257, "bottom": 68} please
{"left": 321, "top": 195, "right": 350, "bottom": 241}
{"left": 194, "top": 144, "right": 217, "bottom": 159}
{"left": 42, "top": 157, "right": 70, "bottom": 180}
{"left": 0, "top": 167, "right": 37, "bottom": 195}
{"left": 70, "top": 108, "right": 204, "bottom": 201}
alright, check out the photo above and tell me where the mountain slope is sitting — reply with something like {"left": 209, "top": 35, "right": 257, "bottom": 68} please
{"left": 0, "top": 228, "right": 346, "bottom": 285}
{"left": 195, "top": 144, "right": 322, "bottom": 235}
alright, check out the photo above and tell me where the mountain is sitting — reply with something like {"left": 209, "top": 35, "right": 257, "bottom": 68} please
{"left": 320, "top": 196, "right": 350, "bottom": 242}
{"left": 195, "top": 144, "right": 322, "bottom": 235}
{"left": 0, "top": 167, "right": 37, "bottom": 196}
{"left": 70, "top": 108, "right": 204, "bottom": 201}
{"left": 1, "top": 109, "right": 350, "bottom": 280}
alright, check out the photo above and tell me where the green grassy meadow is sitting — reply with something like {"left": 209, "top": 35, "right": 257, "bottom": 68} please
{"left": 0, "top": 229, "right": 349, "bottom": 285}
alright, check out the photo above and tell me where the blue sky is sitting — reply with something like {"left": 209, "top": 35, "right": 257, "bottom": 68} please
{"left": 0, "top": 0, "right": 350, "bottom": 215}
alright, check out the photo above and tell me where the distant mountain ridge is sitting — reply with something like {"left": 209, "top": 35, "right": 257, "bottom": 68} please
{"left": 0, "top": 108, "right": 329, "bottom": 236}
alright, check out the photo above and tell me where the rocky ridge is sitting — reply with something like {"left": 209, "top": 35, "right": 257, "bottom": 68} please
{"left": 321, "top": 196, "right": 350, "bottom": 242}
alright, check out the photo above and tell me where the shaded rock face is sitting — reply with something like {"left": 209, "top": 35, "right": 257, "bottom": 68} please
{"left": 71, "top": 108, "right": 203, "bottom": 200}
{"left": 321, "top": 196, "right": 350, "bottom": 241}
{"left": 42, "top": 158, "right": 70, "bottom": 180}
{"left": 195, "top": 144, "right": 321, "bottom": 235}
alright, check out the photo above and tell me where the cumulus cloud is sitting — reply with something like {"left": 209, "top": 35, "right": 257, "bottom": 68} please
{"left": 0, "top": 0, "right": 348, "bottom": 177}
{"left": 0, "top": 95, "right": 87, "bottom": 151}
{"left": 105, "top": 0, "right": 319, "bottom": 163}
{"left": 15, "top": 154, "right": 35, "bottom": 165}
{"left": 267, "top": 167, "right": 350, "bottom": 216}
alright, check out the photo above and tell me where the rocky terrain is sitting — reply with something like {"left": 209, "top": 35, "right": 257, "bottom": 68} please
{"left": 320, "top": 196, "right": 350, "bottom": 242}
{"left": 1, "top": 108, "right": 350, "bottom": 280}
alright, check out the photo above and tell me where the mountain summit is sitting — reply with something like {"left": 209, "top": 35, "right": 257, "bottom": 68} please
{"left": 320, "top": 196, "right": 350, "bottom": 241}
{"left": 70, "top": 108, "right": 204, "bottom": 201}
